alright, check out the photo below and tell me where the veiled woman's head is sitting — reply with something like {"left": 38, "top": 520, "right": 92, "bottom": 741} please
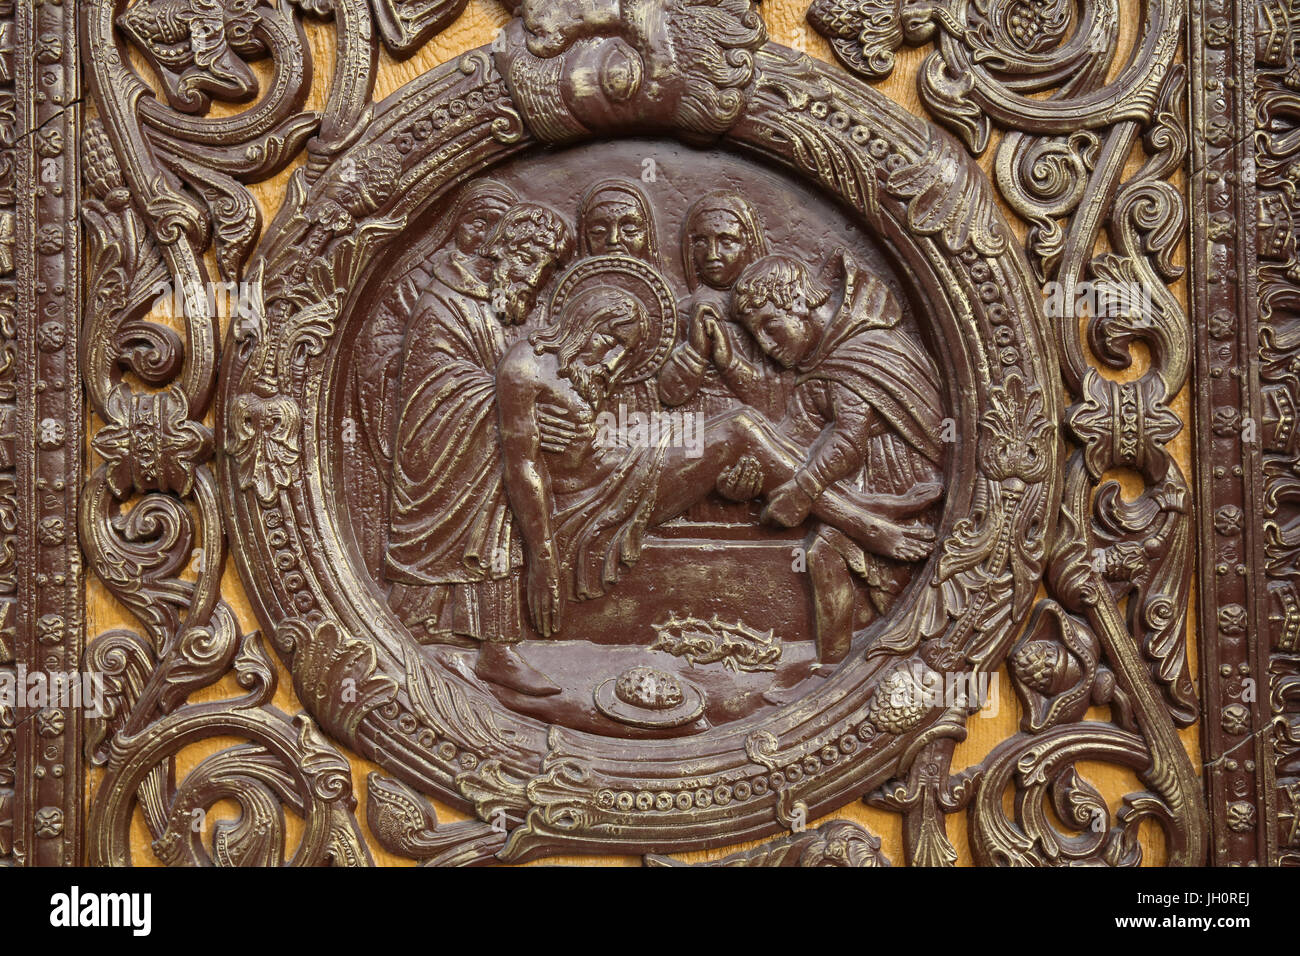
{"left": 578, "top": 180, "right": 660, "bottom": 264}
{"left": 444, "top": 180, "right": 518, "bottom": 256}
{"left": 682, "top": 191, "right": 768, "bottom": 292}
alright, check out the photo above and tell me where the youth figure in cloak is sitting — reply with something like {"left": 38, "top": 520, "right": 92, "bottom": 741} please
{"left": 723, "top": 251, "right": 946, "bottom": 658}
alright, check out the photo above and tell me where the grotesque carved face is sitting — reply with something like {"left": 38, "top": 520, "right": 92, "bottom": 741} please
{"left": 583, "top": 197, "right": 651, "bottom": 260}
{"left": 689, "top": 209, "right": 750, "bottom": 289}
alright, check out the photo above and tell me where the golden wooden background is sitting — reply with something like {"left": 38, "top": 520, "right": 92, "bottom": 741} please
{"left": 86, "top": 0, "right": 1197, "bottom": 866}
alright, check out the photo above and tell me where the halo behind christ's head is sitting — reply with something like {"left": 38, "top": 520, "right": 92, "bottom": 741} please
{"left": 547, "top": 254, "right": 679, "bottom": 384}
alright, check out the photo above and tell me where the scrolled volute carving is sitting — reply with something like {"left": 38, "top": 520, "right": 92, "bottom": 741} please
{"left": 75, "top": 0, "right": 1212, "bottom": 869}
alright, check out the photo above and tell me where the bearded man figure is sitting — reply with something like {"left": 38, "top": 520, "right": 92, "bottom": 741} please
{"left": 349, "top": 181, "right": 517, "bottom": 573}
{"left": 385, "top": 201, "right": 573, "bottom": 697}
{"left": 425, "top": 180, "right": 521, "bottom": 294}
{"left": 496, "top": 259, "right": 678, "bottom": 646}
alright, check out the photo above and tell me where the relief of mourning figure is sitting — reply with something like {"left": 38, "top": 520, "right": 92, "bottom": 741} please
{"left": 578, "top": 179, "right": 664, "bottom": 266}
{"left": 658, "top": 190, "right": 793, "bottom": 422}
{"left": 576, "top": 178, "right": 666, "bottom": 417}
{"left": 495, "top": 257, "right": 940, "bottom": 680}
{"left": 349, "top": 181, "right": 517, "bottom": 572}
{"left": 384, "top": 201, "right": 574, "bottom": 697}
{"left": 718, "top": 252, "right": 946, "bottom": 663}
{"left": 657, "top": 190, "right": 793, "bottom": 523}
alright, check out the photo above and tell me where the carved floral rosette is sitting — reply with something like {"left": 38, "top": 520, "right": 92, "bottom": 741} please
{"left": 218, "top": 37, "right": 1062, "bottom": 860}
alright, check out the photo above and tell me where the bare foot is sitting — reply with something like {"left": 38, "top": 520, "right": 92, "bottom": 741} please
{"left": 861, "top": 519, "right": 937, "bottom": 562}
{"left": 475, "top": 643, "right": 561, "bottom": 697}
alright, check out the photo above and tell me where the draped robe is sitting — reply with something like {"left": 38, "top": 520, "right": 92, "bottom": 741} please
{"left": 385, "top": 277, "right": 524, "bottom": 643}
{"left": 787, "top": 255, "right": 945, "bottom": 610}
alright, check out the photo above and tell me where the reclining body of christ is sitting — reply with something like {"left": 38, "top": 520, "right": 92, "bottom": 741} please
{"left": 494, "top": 260, "right": 941, "bottom": 693}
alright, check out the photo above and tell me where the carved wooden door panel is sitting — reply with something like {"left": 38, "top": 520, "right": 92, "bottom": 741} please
{"left": 1, "top": 0, "right": 1293, "bottom": 868}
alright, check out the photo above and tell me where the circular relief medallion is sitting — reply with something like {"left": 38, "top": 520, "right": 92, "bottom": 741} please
{"left": 221, "top": 19, "right": 1058, "bottom": 861}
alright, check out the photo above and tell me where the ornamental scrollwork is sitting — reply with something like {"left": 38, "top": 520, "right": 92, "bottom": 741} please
{"left": 809, "top": 0, "right": 1205, "bottom": 865}
{"left": 73, "top": 0, "right": 1217, "bottom": 869}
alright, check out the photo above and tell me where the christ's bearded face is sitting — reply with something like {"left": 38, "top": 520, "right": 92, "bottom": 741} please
{"left": 564, "top": 305, "right": 643, "bottom": 406}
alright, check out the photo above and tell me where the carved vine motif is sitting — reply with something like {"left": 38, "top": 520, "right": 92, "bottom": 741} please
{"left": 79, "top": 0, "right": 382, "bottom": 861}
{"left": 809, "top": 0, "right": 1206, "bottom": 864}
{"left": 77, "top": 0, "right": 1211, "bottom": 867}
{"left": 0, "top": 0, "right": 14, "bottom": 863}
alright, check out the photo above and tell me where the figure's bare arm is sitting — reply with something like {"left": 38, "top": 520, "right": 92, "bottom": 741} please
{"left": 496, "top": 348, "right": 563, "bottom": 636}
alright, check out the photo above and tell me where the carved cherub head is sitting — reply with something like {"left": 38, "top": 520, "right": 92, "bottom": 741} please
{"left": 519, "top": 0, "right": 623, "bottom": 57}
{"left": 800, "top": 820, "right": 888, "bottom": 867}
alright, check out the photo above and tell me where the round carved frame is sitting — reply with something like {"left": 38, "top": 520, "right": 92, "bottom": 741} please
{"left": 219, "top": 42, "right": 1060, "bottom": 861}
